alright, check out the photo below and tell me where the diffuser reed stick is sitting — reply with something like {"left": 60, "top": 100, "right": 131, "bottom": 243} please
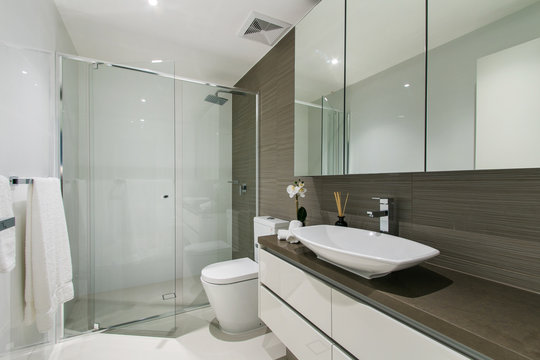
{"left": 334, "top": 192, "right": 350, "bottom": 217}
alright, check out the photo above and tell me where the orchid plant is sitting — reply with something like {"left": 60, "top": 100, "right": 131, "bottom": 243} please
{"left": 287, "top": 179, "right": 307, "bottom": 223}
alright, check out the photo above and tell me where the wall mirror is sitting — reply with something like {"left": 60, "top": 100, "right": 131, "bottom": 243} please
{"left": 294, "top": 0, "right": 345, "bottom": 176}
{"left": 294, "top": 0, "right": 540, "bottom": 175}
{"left": 427, "top": 0, "right": 540, "bottom": 171}
{"left": 345, "top": 0, "right": 425, "bottom": 174}
{"left": 294, "top": 0, "right": 425, "bottom": 176}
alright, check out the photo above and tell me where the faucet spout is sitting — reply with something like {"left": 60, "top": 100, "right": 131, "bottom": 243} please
{"left": 367, "top": 197, "right": 397, "bottom": 235}
{"left": 366, "top": 210, "right": 388, "bottom": 218}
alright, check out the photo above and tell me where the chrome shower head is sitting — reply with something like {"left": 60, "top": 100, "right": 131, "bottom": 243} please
{"left": 204, "top": 93, "right": 228, "bottom": 105}
{"left": 204, "top": 89, "right": 247, "bottom": 105}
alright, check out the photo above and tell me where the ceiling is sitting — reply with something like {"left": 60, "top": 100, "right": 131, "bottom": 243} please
{"left": 54, "top": 0, "right": 320, "bottom": 86}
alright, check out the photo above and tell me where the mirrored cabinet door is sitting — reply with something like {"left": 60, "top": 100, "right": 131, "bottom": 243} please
{"left": 345, "top": 0, "right": 425, "bottom": 174}
{"left": 294, "top": 0, "right": 540, "bottom": 176}
{"left": 426, "top": 0, "right": 540, "bottom": 171}
{"left": 294, "top": 0, "right": 345, "bottom": 176}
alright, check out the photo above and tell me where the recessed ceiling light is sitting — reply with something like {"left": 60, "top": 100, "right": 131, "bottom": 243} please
{"left": 404, "top": 83, "right": 411, "bottom": 88}
{"left": 331, "top": 58, "right": 339, "bottom": 65}
{"left": 151, "top": 59, "right": 163, "bottom": 63}
{"left": 148, "top": 0, "right": 158, "bottom": 6}
{"left": 21, "top": 70, "right": 28, "bottom": 75}
{"left": 141, "top": 98, "right": 147, "bottom": 103}
{"left": 140, "top": 118, "right": 145, "bottom": 122}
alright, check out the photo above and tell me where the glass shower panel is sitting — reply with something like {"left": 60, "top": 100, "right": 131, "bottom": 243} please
{"left": 61, "top": 58, "right": 92, "bottom": 336}
{"left": 62, "top": 58, "right": 176, "bottom": 334}
{"left": 179, "top": 82, "right": 233, "bottom": 308}
{"left": 90, "top": 64, "right": 176, "bottom": 329}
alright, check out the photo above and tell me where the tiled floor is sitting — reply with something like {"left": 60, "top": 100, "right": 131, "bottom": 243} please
{"left": 10, "top": 308, "right": 286, "bottom": 360}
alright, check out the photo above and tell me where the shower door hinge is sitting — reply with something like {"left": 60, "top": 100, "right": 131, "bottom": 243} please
{"left": 162, "top": 292, "right": 176, "bottom": 300}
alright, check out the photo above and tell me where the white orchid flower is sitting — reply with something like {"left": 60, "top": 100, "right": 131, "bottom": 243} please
{"left": 287, "top": 185, "right": 296, "bottom": 198}
{"left": 287, "top": 179, "right": 308, "bottom": 223}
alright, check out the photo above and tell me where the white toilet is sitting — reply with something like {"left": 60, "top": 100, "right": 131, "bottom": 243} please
{"left": 201, "top": 216, "right": 289, "bottom": 334}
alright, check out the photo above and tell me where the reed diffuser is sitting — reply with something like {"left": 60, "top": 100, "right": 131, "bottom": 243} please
{"left": 333, "top": 192, "right": 349, "bottom": 227}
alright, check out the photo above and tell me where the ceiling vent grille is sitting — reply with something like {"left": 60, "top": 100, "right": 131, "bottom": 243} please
{"left": 239, "top": 12, "right": 291, "bottom": 46}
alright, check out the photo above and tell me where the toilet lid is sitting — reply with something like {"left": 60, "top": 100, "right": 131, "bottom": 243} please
{"left": 201, "top": 258, "right": 258, "bottom": 285}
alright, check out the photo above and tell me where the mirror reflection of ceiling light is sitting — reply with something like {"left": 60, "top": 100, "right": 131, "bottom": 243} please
{"left": 148, "top": 0, "right": 158, "bottom": 6}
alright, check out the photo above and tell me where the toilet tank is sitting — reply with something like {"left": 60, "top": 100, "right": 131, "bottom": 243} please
{"left": 253, "top": 216, "right": 289, "bottom": 262}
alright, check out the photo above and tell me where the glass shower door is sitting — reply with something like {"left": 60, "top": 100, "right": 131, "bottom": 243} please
{"left": 90, "top": 64, "right": 176, "bottom": 330}
{"left": 62, "top": 57, "right": 176, "bottom": 333}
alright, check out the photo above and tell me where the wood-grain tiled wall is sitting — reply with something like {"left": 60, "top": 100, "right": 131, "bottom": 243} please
{"left": 231, "top": 93, "right": 256, "bottom": 260}
{"left": 235, "top": 30, "right": 540, "bottom": 294}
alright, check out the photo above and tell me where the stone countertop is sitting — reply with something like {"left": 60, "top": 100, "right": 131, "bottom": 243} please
{"left": 258, "top": 235, "right": 540, "bottom": 360}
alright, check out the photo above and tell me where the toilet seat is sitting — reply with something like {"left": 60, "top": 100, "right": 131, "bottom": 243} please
{"left": 201, "top": 257, "right": 258, "bottom": 285}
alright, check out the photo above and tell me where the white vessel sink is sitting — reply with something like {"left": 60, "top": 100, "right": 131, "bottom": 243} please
{"left": 291, "top": 225, "right": 439, "bottom": 279}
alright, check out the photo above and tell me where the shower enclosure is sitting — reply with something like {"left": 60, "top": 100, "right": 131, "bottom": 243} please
{"left": 59, "top": 55, "right": 258, "bottom": 335}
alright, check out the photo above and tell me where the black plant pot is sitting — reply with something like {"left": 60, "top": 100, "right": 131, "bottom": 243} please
{"left": 335, "top": 216, "right": 348, "bottom": 227}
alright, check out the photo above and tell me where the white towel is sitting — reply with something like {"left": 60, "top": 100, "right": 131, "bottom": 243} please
{"left": 24, "top": 178, "right": 74, "bottom": 333}
{"left": 289, "top": 220, "right": 303, "bottom": 230}
{"left": 286, "top": 220, "right": 304, "bottom": 244}
{"left": 0, "top": 176, "right": 16, "bottom": 272}
{"left": 277, "top": 229, "right": 289, "bottom": 240}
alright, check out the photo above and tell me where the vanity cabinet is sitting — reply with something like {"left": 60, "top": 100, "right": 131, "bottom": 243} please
{"left": 260, "top": 286, "right": 333, "bottom": 360}
{"left": 259, "top": 248, "right": 332, "bottom": 335}
{"left": 332, "top": 346, "right": 354, "bottom": 360}
{"left": 259, "top": 249, "right": 468, "bottom": 360}
{"left": 332, "top": 290, "right": 468, "bottom": 360}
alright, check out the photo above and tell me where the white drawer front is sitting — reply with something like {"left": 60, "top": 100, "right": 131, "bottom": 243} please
{"left": 260, "top": 286, "right": 332, "bottom": 360}
{"left": 333, "top": 346, "right": 354, "bottom": 360}
{"left": 259, "top": 250, "right": 332, "bottom": 335}
{"left": 332, "top": 290, "right": 469, "bottom": 360}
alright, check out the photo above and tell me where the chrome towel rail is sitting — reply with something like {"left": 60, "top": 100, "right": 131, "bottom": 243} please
{"left": 0, "top": 217, "right": 15, "bottom": 232}
{"left": 9, "top": 176, "right": 33, "bottom": 185}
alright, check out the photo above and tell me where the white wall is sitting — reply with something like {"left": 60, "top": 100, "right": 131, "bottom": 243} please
{"left": 0, "top": 0, "right": 76, "bottom": 355}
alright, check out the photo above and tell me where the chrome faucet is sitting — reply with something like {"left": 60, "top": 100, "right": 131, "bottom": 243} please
{"left": 367, "top": 197, "right": 397, "bottom": 235}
